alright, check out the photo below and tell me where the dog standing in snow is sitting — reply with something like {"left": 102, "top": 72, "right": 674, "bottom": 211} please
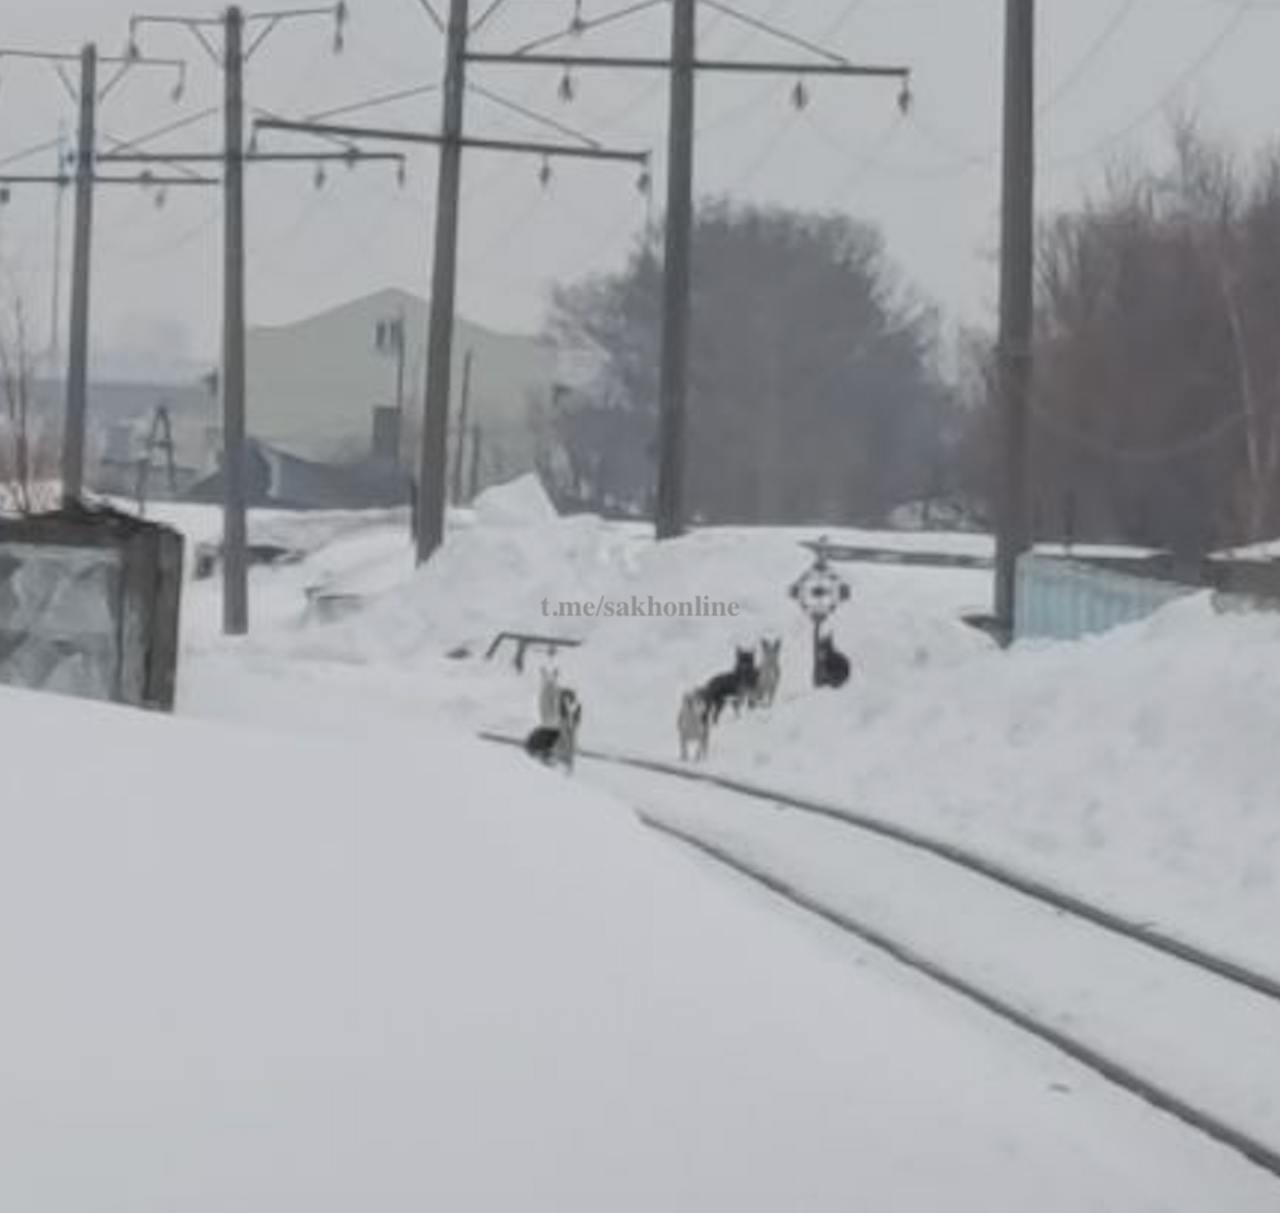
{"left": 702, "top": 647, "right": 759, "bottom": 723}
{"left": 525, "top": 686, "right": 582, "bottom": 773}
{"left": 755, "top": 637, "right": 781, "bottom": 707}
{"left": 677, "top": 689, "right": 711, "bottom": 762}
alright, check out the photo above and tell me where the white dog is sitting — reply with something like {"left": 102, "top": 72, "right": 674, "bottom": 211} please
{"left": 538, "top": 665, "right": 561, "bottom": 726}
{"left": 755, "top": 637, "right": 781, "bottom": 708}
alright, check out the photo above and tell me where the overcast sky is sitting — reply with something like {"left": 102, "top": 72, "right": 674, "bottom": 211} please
{"left": 0, "top": 0, "right": 1276, "bottom": 374}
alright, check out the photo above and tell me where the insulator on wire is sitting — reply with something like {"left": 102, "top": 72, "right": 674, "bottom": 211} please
{"left": 538, "top": 156, "right": 552, "bottom": 189}
{"left": 396, "top": 159, "right": 407, "bottom": 187}
{"left": 0, "top": 187, "right": 10, "bottom": 206}
{"left": 897, "top": 78, "right": 913, "bottom": 115}
{"left": 344, "top": 147, "right": 357, "bottom": 170}
{"left": 791, "top": 78, "right": 809, "bottom": 111}
{"left": 139, "top": 168, "right": 155, "bottom": 185}
{"left": 126, "top": 38, "right": 141, "bottom": 62}
{"left": 314, "top": 161, "right": 327, "bottom": 189}
{"left": 154, "top": 187, "right": 167, "bottom": 209}
{"left": 569, "top": 0, "right": 585, "bottom": 36}
{"left": 171, "top": 70, "right": 185, "bottom": 103}
{"left": 636, "top": 165, "right": 651, "bottom": 195}
{"left": 558, "top": 67, "right": 575, "bottom": 103}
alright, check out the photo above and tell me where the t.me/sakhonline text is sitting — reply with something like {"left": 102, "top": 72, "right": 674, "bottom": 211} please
{"left": 541, "top": 596, "right": 741, "bottom": 619}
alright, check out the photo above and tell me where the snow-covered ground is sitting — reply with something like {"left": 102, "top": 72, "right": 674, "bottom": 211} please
{"left": 173, "top": 478, "right": 1278, "bottom": 977}
{"left": 595, "top": 763, "right": 1280, "bottom": 1153}
{"left": 6, "top": 478, "right": 1280, "bottom": 1206}
{"left": 5, "top": 686, "right": 1280, "bottom": 1211}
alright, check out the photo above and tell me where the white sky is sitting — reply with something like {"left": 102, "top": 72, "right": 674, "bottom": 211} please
{"left": 0, "top": 0, "right": 1276, "bottom": 371}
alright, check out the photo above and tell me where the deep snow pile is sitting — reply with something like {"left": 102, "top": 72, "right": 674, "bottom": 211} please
{"left": 11, "top": 686, "right": 1277, "bottom": 1211}
{"left": 175, "top": 479, "right": 1277, "bottom": 972}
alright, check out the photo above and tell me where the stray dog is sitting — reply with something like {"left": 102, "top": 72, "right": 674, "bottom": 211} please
{"left": 755, "top": 636, "right": 781, "bottom": 707}
{"left": 815, "top": 632, "right": 850, "bottom": 688}
{"left": 677, "top": 689, "right": 711, "bottom": 762}
{"left": 537, "top": 665, "right": 561, "bottom": 726}
{"left": 702, "top": 647, "right": 759, "bottom": 723}
{"left": 525, "top": 687, "right": 582, "bottom": 772}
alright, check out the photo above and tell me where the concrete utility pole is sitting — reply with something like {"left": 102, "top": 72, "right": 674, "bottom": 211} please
{"left": 255, "top": 27, "right": 649, "bottom": 564}
{"left": 62, "top": 44, "right": 97, "bottom": 506}
{"left": 654, "top": 0, "right": 695, "bottom": 541}
{"left": 113, "top": 0, "right": 396, "bottom": 634}
{"left": 467, "top": 11, "right": 911, "bottom": 543}
{"left": 418, "top": 0, "right": 469, "bottom": 562}
{"left": 222, "top": 4, "right": 249, "bottom": 635}
{"left": 0, "top": 42, "right": 199, "bottom": 502}
{"left": 993, "top": 0, "right": 1035, "bottom": 642}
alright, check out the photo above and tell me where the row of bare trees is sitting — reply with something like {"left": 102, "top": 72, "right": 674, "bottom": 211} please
{"left": 958, "top": 120, "right": 1280, "bottom": 555}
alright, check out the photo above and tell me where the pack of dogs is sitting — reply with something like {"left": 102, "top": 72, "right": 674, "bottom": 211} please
{"left": 526, "top": 629, "right": 850, "bottom": 773}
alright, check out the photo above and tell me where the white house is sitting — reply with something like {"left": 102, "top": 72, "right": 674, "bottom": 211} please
{"left": 244, "top": 288, "right": 556, "bottom": 491}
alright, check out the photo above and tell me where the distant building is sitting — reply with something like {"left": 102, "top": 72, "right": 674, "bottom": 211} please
{"left": 243, "top": 288, "right": 557, "bottom": 493}
{"left": 56, "top": 289, "right": 556, "bottom": 510}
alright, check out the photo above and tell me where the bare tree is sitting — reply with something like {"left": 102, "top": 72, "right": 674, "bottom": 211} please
{"left": 0, "top": 289, "right": 59, "bottom": 515}
{"left": 549, "top": 200, "right": 952, "bottom": 527}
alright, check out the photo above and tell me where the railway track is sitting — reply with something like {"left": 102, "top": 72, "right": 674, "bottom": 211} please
{"left": 481, "top": 728, "right": 1280, "bottom": 1183}
{"left": 480, "top": 729, "right": 1280, "bottom": 1005}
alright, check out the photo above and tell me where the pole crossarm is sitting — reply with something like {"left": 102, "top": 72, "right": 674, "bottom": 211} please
{"left": 98, "top": 148, "right": 405, "bottom": 164}
{"left": 465, "top": 51, "right": 910, "bottom": 78}
{"left": 253, "top": 115, "right": 649, "bottom": 163}
{"left": 0, "top": 46, "right": 183, "bottom": 66}
{"left": 0, "top": 173, "right": 217, "bottom": 186}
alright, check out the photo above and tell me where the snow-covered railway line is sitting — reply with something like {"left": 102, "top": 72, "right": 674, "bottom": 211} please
{"left": 480, "top": 731, "right": 1280, "bottom": 1183}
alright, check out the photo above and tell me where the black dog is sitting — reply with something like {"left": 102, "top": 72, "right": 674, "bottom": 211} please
{"left": 702, "top": 647, "right": 759, "bottom": 723}
{"left": 815, "top": 633, "right": 850, "bottom": 689}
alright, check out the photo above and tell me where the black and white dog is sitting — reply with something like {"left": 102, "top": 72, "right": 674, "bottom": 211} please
{"left": 525, "top": 686, "right": 583, "bottom": 772}
{"left": 702, "top": 646, "right": 759, "bottom": 723}
{"left": 815, "top": 632, "right": 850, "bottom": 688}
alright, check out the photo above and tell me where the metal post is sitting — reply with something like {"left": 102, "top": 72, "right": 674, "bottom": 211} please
{"left": 993, "top": 0, "right": 1035, "bottom": 642}
{"left": 394, "top": 311, "right": 406, "bottom": 444}
{"left": 452, "top": 347, "right": 473, "bottom": 505}
{"left": 654, "top": 0, "right": 696, "bottom": 540}
{"left": 62, "top": 44, "right": 96, "bottom": 506}
{"left": 222, "top": 5, "right": 249, "bottom": 634}
{"left": 417, "top": 0, "right": 469, "bottom": 562}
{"left": 468, "top": 421, "right": 482, "bottom": 501}
{"left": 50, "top": 122, "right": 69, "bottom": 375}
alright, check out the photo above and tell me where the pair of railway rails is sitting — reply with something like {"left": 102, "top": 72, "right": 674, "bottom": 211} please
{"left": 482, "top": 729, "right": 1280, "bottom": 1183}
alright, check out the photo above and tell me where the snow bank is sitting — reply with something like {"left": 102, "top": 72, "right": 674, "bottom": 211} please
{"left": 708, "top": 591, "right": 1280, "bottom": 971}
{"left": 9, "top": 686, "right": 1274, "bottom": 1211}
{"left": 471, "top": 470, "right": 559, "bottom": 527}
